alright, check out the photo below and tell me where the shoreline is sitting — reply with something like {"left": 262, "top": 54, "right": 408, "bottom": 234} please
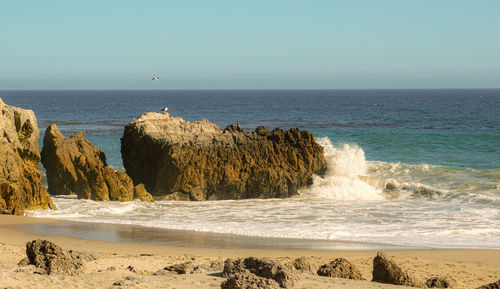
{"left": 14, "top": 217, "right": 421, "bottom": 251}
{"left": 1, "top": 215, "right": 499, "bottom": 288}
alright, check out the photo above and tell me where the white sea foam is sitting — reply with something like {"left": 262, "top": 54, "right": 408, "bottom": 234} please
{"left": 302, "top": 138, "right": 384, "bottom": 200}
{"left": 26, "top": 137, "right": 500, "bottom": 248}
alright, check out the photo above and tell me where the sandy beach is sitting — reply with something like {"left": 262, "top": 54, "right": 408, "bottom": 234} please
{"left": 0, "top": 215, "right": 498, "bottom": 289}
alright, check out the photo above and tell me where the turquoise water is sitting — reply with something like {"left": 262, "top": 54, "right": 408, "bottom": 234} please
{"left": 2, "top": 89, "right": 499, "bottom": 248}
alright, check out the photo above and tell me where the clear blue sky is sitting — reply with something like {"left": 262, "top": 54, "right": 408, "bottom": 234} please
{"left": 1, "top": 0, "right": 500, "bottom": 89}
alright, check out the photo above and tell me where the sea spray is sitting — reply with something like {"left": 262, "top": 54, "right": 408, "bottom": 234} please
{"left": 302, "top": 137, "right": 385, "bottom": 200}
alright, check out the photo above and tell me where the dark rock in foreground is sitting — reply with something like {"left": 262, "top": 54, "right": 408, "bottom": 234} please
{"left": 41, "top": 124, "right": 152, "bottom": 202}
{"left": 476, "top": 279, "right": 500, "bottom": 289}
{"left": 372, "top": 251, "right": 424, "bottom": 287}
{"left": 317, "top": 258, "right": 364, "bottom": 280}
{"left": 24, "top": 239, "right": 83, "bottom": 275}
{"left": 121, "top": 113, "right": 326, "bottom": 200}
{"left": 0, "top": 97, "right": 55, "bottom": 215}
{"left": 222, "top": 257, "right": 298, "bottom": 289}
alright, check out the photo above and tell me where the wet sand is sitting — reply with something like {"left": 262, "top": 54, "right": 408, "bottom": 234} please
{"left": 1, "top": 215, "right": 499, "bottom": 288}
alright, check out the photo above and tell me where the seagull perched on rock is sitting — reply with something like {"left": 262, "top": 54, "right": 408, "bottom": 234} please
{"left": 161, "top": 107, "right": 168, "bottom": 113}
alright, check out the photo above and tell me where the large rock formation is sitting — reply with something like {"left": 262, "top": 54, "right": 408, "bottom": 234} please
{"left": 0, "top": 97, "right": 55, "bottom": 215}
{"left": 41, "top": 124, "right": 152, "bottom": 201}
{"left": 121, "top": 113, "right": 326, "bottom": 200}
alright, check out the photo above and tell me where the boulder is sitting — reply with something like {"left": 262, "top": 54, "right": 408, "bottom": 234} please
{"left": 222, "top": 257, "right": 298, "bottom": 288}
{"left": 24, "top": 239, "right": 83, "bottom": 275}
{"left": 0, "top": 97, "right": 55, "bottom": 215}
{"left": 121, "top": 113, "right": 326, "bottom": 200}
{"left": 372, "top": 251, "right": 424, "bottom": 287}
{"left": 317, "top": 258, "right": 363, "bottom": 280}
{"left": 476, "top": 279, "right": 500, "bottom": 289}
{"left": 425, "top": 276, "right": 458, "bottom": 288}
{"left": 41, "top": 124, "right": 152, "bottom": 202}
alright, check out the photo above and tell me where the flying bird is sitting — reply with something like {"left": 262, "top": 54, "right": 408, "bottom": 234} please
{"left": 162, "top": 107, "right": 168, "bottom": 113}
{"left": 152, "top": 77, "right": 159, "bottom": 80}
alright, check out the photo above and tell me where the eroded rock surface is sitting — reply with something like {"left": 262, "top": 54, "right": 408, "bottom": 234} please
{"left": 222, "top": 257, "right": 298, "bottom": 288}
{"left": 0, "top": 97, "right": 55, "bottom": 215}
{"left": 372, "top": 251, "right": 424, "bottom": 287}
{"left": 426, "top": 276, "right": 458, "bottom": 288}
{"left": 41, "top": 124, "right": 152, "bottom": 201}
{"left": 24, "top": 239, "right": 83, "bottom": 275}
{"left": 317, "top": 258, "right": 364, "bottom": 280}
{"left": 476, "top": 279, "right": 500, "bottom": 289}
{"left": 121, "top": 113, "right": 326, "bottom": 200}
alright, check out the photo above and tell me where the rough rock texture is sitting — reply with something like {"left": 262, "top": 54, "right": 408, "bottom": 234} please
{"left": 372, "top": 251, "right": 424, "bottom": 287}
{"left": 221, "top": 273, "right": 281, "bottom": 289}
{"left": 121, "top": 113, "right": 326, "bottom": 200}
{"left": 317, "top": 258, "right": 364, "bottom": 280}
{"left": 292, "top": 256, "right": 315, "bottom": 272}
{"left": 476, "top": 279, "right": 500, "bottom": 289}
{"left": 24, "top": 239, "right": 83, "bottom": 275}
{"left": 0, "top": 97, "right": 55, "bottom": 215}
{"left": 41, "top": 124, "right": 152, "bottom": 202}
{"left": 222, "top": 257, "right": 298, "bottom": 288}
{"left": 426, "top": 276, "right": 458, "bottom": 288}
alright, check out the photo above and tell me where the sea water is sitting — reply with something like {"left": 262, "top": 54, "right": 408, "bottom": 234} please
{"left": 2, "top": 89, "right": 499, "bottom": 248}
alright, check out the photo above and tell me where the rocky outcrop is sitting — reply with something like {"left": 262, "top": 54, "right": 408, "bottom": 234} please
{"left": 317, "top": 258, "right": 364, "bottom": 280}
{"left": 121, "top": 113, "right": 326, "bottom": 200}
{"left": 23, "top": 239, "right": 83, "bottom": 275}
{"left": 41, "top": 124, "right": 152, "bottom": 202}
{"left": 372, "top": 251, "right": 424, "bottom": 287}
{"left": 0, "top": 97, "right": 55, "bottom": 215}
{"left": 222, "top": 257, "right": 298, "bottom": 289}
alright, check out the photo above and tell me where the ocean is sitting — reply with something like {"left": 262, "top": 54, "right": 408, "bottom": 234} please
{"left": 2, "top": 89, "right": 499, "bottom": 248}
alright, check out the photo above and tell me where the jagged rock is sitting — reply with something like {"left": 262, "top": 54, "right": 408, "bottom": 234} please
{"left": 222, "top": 257, "right": 298, "bottom": 288}
{"left": 476, "top": 279, "right": 500, "bottom": 289}
{"left": 41, "top": 124, "right": 152, "bottom": 202}
{"left": 221, "top": 273, "right": 281, "bottom": 289}
{"left": 24, "top": 239, "right": 83, "bottom": 275}
{"left": 292, "top": 256, "right": 315, "bottom": 272}
{"left": 133, "top": 183, "right": 154, "bottom": 201}
{"left": 0, "top": 97, "right": 55, "bottom": 215}
{"left": 425, "top": 276, "right": 458, "bottom": 288}
{"left": 121, "top": 113, "right": 326, "bottom": 200}
{"left": 372, "top": 251, "right": 424, "bottom": 287}
{"left": 317, "top": 258, "right": 363, "bottom": 280}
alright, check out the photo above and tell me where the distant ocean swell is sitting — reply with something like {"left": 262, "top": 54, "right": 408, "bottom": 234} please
{"left": 28, "top": 137, "right": 500, "bottom": 248}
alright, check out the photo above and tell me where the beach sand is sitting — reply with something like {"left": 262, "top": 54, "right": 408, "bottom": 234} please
{"left": 0, "top": 215, "right": 499, "bottom": 289}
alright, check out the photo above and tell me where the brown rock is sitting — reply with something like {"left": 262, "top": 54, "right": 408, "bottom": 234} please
{"left": 24, "top": 239, "right": 83, "bottom": 275}
{"left": 41, "top": 124, "right": 152, "bottom": 202}
{"left": 317, "top": 258, "right": 364, "bottom": 280}
{"left": 121, "top": 113, "right": 326, "bottom": 200}
{"left": 133, "top": 184, "right": 154, "bottom": 201}
{"left": 426, "top": 276, "right": 458, "bottom": 288}
{"left": 372, "top": 251, "right": 424, "bottom": 287}
{"left": 222, "top": 257, "right": 298, "bottom": 288}
{"left": 292, "top": 256, "right": 315, "bottom": 272}
{"left": 476, "top": 279, "right": 500, "bottom": 289}
{"left": 221, "top": 273, "right": 281, "bottom": 289}
{"left": 0, "top": 97, "right": 55, "bottom": 215}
